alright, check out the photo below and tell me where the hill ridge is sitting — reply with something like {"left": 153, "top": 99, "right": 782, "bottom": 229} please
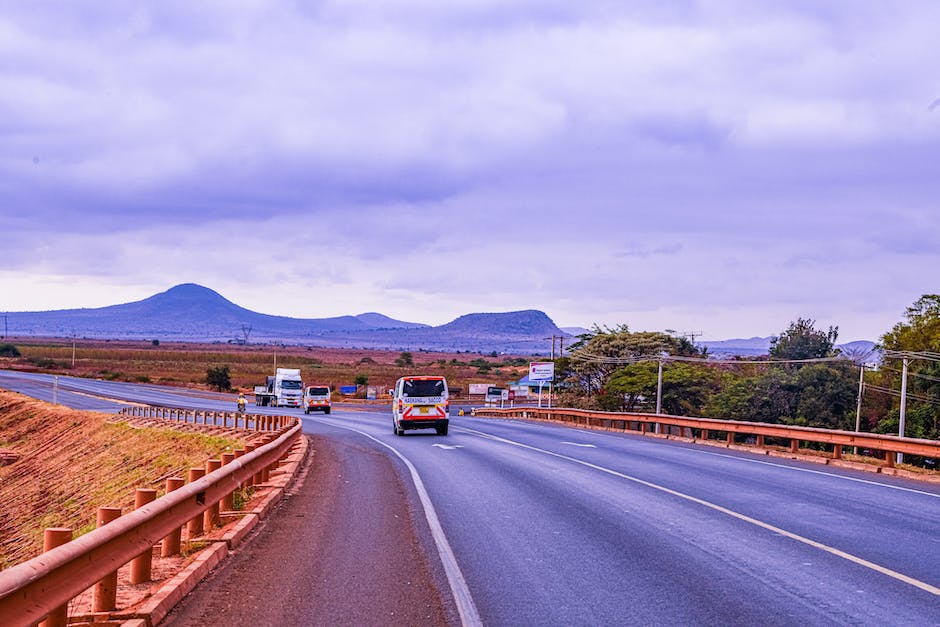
{"left": 6, "top": 283, "right": 569, "bottom": 354}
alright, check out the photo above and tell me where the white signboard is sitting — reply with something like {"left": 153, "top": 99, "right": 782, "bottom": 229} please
{"left": 529, "top": 361, "right": 555, "bottom": 381}
{"left": 469, "top": 383, "right": 491, "bottom": 395}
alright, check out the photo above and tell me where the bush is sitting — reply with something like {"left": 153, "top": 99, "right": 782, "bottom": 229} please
{"left": 354, "top": 374, "right": 369, "bottom": 385}
{"left": 0, "top": 344, "right": 20, "bottom": 358}
{"left": 206, "top": 365, "right": 232, "bottom": 392}
{"left": 29, "top": 357, "right": 67, "bottom": 369}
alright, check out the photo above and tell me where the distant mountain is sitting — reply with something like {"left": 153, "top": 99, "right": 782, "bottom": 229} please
{"left": 7, "top": 284, "right": 370, "bottom": 340}
{"left": 699, "top": 337, "right": 773, "bottom": 357}
{"left": 6, "top": 283, "right": 569, "bottom": 354}
{"left": 438, "top": 310, "right": 560, "bottom": 335}
{"left": 699, "top": 336, "right": 877, "bottom": 359}
{"left": 354, "top": 312, "right": 429, "bottom": 330}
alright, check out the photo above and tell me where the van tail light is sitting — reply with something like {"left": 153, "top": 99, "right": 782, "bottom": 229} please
{"left": 445, "top": 399, "right": 450, "bottom": 412}
{"left": 398, "top": 399, "right": 403, "bottom": 413}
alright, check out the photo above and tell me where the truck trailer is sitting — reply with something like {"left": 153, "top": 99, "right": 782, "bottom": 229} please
{"left": 254, "top": 368, "right": 304, "bottom": 408}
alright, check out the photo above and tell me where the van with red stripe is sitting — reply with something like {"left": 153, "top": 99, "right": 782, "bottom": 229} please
{"left": 303, "top": 385, "right": 331, "bottom": 414}
{"left": 392, "top": 376, "right": 449, "bottom": 436}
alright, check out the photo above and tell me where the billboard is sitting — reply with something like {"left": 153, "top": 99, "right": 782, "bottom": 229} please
{"left": 469, "top": 383, "right": 491, "bottom": 395}
{"left": 529, "top": 361, "right": 555, "bottom": 381}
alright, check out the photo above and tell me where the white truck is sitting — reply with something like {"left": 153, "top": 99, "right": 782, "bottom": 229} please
{"left": 254, "top": 368, "right": 304, "bottom": 408}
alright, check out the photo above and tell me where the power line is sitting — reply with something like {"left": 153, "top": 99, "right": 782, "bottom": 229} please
{"left": 877, "top": 365, "right": 940, "bottom": 384}
{"left": 864, "top": 383, "right": 940, "bottom": 406}
{"left": 883, "top": 350, "right": 940, "bottom": 364}
{"left": 571, "top": 351, "right": 848, "bottom": 366}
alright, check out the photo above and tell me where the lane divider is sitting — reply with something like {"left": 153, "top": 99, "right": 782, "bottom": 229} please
{"left": 457, "top": 425, "right": 940, "bottom": 597}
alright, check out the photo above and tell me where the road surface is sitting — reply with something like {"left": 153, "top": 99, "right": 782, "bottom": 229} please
{"left": 3, "top": 370, "right": 938, "bottom": 625}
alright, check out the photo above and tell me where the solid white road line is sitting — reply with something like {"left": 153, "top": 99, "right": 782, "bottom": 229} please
{"left": 459, "top": 425, "right": 940, "bottom": 597}
{"left": 309, "top": 418, "right": 483, "bottom": 627}
{"left": 483, "top": 415, "right": 940, "bottom": 499}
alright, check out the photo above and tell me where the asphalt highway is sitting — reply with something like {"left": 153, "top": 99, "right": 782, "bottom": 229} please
{"left": 2, "top": 370, "right": 939, "bottom": 625}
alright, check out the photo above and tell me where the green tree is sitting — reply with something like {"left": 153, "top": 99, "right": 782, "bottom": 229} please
{"left": 0, "top": 343, "right": 20, "bottom": 358}
{"left": 395, "top": 352, "right": 414, "bottom": 367}
{"left": 564, "top": 325, "right": 706, "bottom": 408}
{"left": 875, "top": 294, "right": 940, "bottom": 441}
{"left": 354, "top": 374, "right": 369, "bottom": 385}
{"left": 769, "top": 318, "right": 839, "bottom": 360}
{"left": 206, "top": 365, "right": 232, "bottom": 392}
{"left": 790, "top": 363, "right": 857, "bottom": 430}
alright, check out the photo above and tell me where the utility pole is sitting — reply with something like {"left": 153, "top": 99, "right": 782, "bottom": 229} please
{"left": 898, "top": 357, "right": 909, "bottom": 465}
{"left": 854, "top": 363, "right": 865, "bottom": 455}
{"left": 549, "top": 336, "right": 555, "bottom": 409}
{"left": 1, "top": 312, "right": 7, "bottom": 339}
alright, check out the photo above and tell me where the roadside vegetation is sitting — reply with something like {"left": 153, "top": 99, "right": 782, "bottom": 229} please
{"left": 0, "top": 391, "right": 247, "bottom": 568}
{"left": 556, "top": 294, "right": 940, "bottom": 468}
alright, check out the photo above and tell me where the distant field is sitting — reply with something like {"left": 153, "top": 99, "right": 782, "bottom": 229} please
{"left": 0, "top": 337, "right": 529, "bottom": 396}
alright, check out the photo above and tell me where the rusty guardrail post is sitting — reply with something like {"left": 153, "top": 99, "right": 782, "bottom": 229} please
{"left": 204, "top": 459, "right": 222, "bottom": 530}
{"left": 244, "top": 444, "right": 257, "bottom": 486}
{"left": 220, "top": 452, "right": 236, "bottom": 511}
{"left": 39, "top": 528, "right": 72, "bottom": 627}
{"left": 92, "top": 507, "right": 122, "bottom": 612}
{"left": 161, "top": 477, "right": 185, "bottom": 557}
{"left": 233, "top": 448, "right": 246, "bottom": 488}
{"left": 130, "top": 488, "right": 158, "bottom": 583}
{"left": 186, "top": 468, "right": 206, "bottom": 538}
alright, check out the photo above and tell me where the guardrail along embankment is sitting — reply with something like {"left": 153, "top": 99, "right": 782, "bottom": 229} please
{"left": 472, "top": 407, "right": 940, "bottom": 478}
{"left": 0, "top": 394, "right": 307, "bottom": 627}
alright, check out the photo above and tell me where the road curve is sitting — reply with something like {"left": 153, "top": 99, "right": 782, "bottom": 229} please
{"left": 162, "top": 432, "right": 457, "bottom": 626}
{"left": 3, "top": 370, "right": 939, "bottom": 625}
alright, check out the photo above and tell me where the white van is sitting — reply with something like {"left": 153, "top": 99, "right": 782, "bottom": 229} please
{"left": 391, "top": 376, "right": 449, "bottom": 436}
{"left": 303, "top": 385, "right": 331, "bottom": 414}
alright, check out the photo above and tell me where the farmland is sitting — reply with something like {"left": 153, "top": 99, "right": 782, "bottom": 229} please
{"left": 0, "top": 337, "right": 532, "bottom": 396}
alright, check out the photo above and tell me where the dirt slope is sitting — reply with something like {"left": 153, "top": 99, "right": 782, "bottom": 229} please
{"left": 0, "top": 391, "right": 248, "bottom": 569}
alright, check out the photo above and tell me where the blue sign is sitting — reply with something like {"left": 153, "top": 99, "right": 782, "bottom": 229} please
{"left": 340, "top": 385, "right": 358, "bottom": 395}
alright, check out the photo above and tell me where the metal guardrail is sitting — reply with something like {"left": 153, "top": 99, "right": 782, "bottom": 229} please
{"left": 472, "top": 407, "right": 940, "bottom": 467}
{"left": 118, "top": 405, "right": 293, "bottom": 431}
{"left": 0, "top": 415, "right": 302, "bottom": 626}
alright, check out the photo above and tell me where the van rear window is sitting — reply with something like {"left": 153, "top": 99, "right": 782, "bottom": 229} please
{"left": 402, "top": 379, "right": 445, "bottom": 397}
{"left": 308, "top": 387, "right": 329, "bottom": 395}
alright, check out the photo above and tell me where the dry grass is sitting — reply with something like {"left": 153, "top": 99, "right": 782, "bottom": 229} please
{"left": 4, "top": 337, "right": 529, "bottom": 394}
{"left": 0, "top": 391, "right": 248, "bottom": 569}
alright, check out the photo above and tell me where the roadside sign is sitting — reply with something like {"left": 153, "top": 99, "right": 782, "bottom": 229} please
{"left": 469, "top": 383, "right": 490, "bottom": 395}
{"left": 529, "top": 361, "right": 555, "bottom": 381}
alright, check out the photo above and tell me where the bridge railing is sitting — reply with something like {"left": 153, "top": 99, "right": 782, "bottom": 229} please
{"left": 471, "top": 407, "right": 940, "bottom": 467}
{"left": 0, "top": 417, "right": 302, "bottom": 626}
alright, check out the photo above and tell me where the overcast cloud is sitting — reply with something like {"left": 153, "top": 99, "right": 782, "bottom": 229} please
{"left": 1, "top": 1, "right": 938, "bottom": 341}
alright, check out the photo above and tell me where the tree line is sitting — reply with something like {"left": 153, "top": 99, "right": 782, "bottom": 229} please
{"left": 556, "top": 295, "right": 940, "bottom": 461}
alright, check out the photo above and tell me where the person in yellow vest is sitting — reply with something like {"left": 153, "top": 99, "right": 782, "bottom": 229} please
{"left": 236, "top": 393, "right": 247, "bottom": 413}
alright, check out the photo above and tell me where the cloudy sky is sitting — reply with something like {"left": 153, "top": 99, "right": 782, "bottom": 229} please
{"left": 1, "top": 1, "right": 938, "bottom": 341}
